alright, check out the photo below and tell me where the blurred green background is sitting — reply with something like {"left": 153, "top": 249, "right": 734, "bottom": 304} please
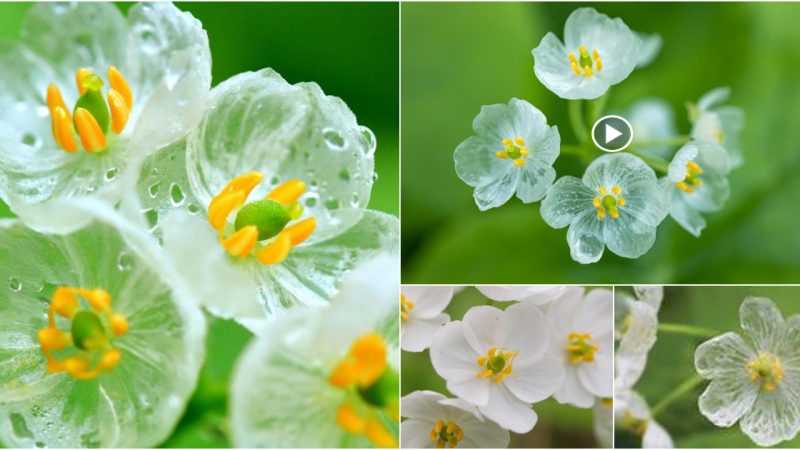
{"left": 0, "top": 2, "right": 398, "bottom": 447}
{"left": 622, "top": 286, "right": 800, "bottom": 448}
{"left": 402, "top": 287, "right": 608, "bottom": 448}
{"left": 401, "top": 2, "right": 800, "bottom": 284}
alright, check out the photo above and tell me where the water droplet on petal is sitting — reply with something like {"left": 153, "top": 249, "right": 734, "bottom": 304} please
{"left": 9, "top": 277, "right": 21, "bottom": 292}
{"left": 148, "top": 183, "right": 161, "bottom": 198}
{"left": 144, "top": 209, "right": 159, "bottom": 230}
{"left": 304, "top": 193, "right": 319, "bottom": 208}
{"left": 117, "top": 252, "right": 134, "bottom": 271}
{"left": 187, "top": 203, "right": 200, "bottom": 215}
{"left": 169, "top": 183, "right": 185, "bottom": 206}
{"left": 105, "top": 168, "right": 118, "bottom": 181}
{"left": 339, "top": 168, "right": 351, "bottom": 181}
{"left": 359, "top": 126, "right": 377, "bottom": 156}
{"left": 323, "top": 128, "right": 346, "bottom": 150}
{"left": 325, "top": 198, "right": 341, "bottom": 210}
{"left": 22, "top": 133, "right": 39, "bottom": 148}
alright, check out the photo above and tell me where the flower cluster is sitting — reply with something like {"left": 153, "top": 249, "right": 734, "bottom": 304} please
{"left": 400, "top": 286, "right": 613, "bottom": 447}
{"left": 0, "top": 3, "right": 398, "bottom": 448}
{"left": 453, "top": 7, "right": 744, "bottom": 264}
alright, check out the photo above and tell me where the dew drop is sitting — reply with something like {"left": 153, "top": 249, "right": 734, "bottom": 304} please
{"left": 360, "top": 126, "right": 377, "bottom": 156}
{"left": 35, "top": 442, "right": 45, "bottom": 448}
{"left": 148, "top": 182, "right": 161, "bottom": 198}
{"left": 9, "top": 277, "right": 21, "bottom": 292}
{"left": 351, "top": 193, "right": 360, "bottom": 207}
{"left": 325, "top": 198, "right": 341, "bottom": 210}
{"left": 339, "top": 168, "right": 351, "bottom": 182}
{"left": 309, "top": 179, "right": 318, "bottom": 188}
{"left": 187, "top": 203, "right": 200, "bottom": 215}
{"left": 117, "top": 252, "right": 134, "bottom": 271}
{"left": 270, "top": 176, "right": 280, "bottom": 186}
{"left": 304, "top": 193, "right": 319, "bottom": 207}
{"left": 21, "top": 133, "right": 38, "bottom": 147}
{"left": 372, "top": 173, "right": 379, "bottom": 182}
{"left": 169, "top": 183, "right": 185, "bottom": 206}
{"left": 105, "top": 167, "right": 118, "bottom": 181}
{"left": 323, "top": 128, "right": 346, "bottom": 150}
{"left": 144, "top": 208, "right": 159, "bottom": 230}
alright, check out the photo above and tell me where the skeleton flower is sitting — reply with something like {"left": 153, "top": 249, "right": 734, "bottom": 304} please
{"left": 132, "top": 69, "right": 398, "bottom": 326}
{"left": 541, "top": 153, "right": 669, "bottom": 264}
{"left": 400, "top": 390, "right": 510, "bottom": 448}
{"left": 547, "top": 287, "right": 613, "bottom": 408}
{"left": 615, "top": 286, "right": 663, "bottom": 391}
{"left": 0, "top": 199, "right": 205, "bottom": 447}
{"left": 689, "top": 87, "right": 745, "bottom": 168}
{"left": 429, "top": 302, "right": 564, "bottom": 433}
{"left": 476, "top": 285, "right": 567, "bottom": 306}
{"left": 635, "top": 32, "right": 662, "bottom": 68}
{"left": 230, "top": 255, "right": 399, "bottom": 448}
{"left": 0, "top": 2, "right": 211, "bottom": 231}
{"left": 627, "top": 98, "right": 676, "bottom": 159}
{"left": 532, "top": 8, "right": 641, "bottom": 100}
{"left": 454, "top": 98, "right": 560, "bottom": 211}
{"left": 615, "top": 390, "right": 674, "bottom": 448}
{"left": 401, "top": 286, "right": 452, "bottom": 353}
{"left": 661, "top": 142, "right": 730, "bottom": 237}
{"left": 695, "top": 297, "right": 800, "bottom": 446}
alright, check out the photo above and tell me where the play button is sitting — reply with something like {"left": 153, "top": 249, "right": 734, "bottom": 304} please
{"left": 591, "top": 115, "right": 633, "bottom": 152}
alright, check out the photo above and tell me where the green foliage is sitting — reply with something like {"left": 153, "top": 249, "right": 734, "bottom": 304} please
{"left": 402, "top": 2, "right": 800, "bottom": 283}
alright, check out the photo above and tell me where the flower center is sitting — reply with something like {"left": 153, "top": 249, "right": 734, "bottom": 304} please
{"left": 620, "top": 411, "right": 648, "bottom": 437}
{"left": 566, "top": 332, "right": 599, "bottom": 364}
{"left": 747, "top": 352, "right": 784, "bottom": 391}
{"left": 329, "top": 333, "right": 399, "bottom": 448}
{"left": 569, "top": 45, "right": 603, "bottom": 77}
{"left": 37, "top": 286, "right": 127, "bottom": 380}
{"left": 46, "top": 67, "right": 133, "bottom": 153}
{"left": 592, "top": 186, "right": 625, "bottom": 220}
{"left": 476, "top": 346, "right": 518, "bottom": 383}
{"left": 208, "top": 172, "right": 317, "bottom": 265}
{"left": 675, "top": 161, "right": 704, "bottom": 194}
{"left": 400, "top": 294, "right": 414, "bottom": 321}
{"left": 430, "top": 420, "right": 464, "bottom": 448}
{"left": 495, "top": 137, "right": 529, "bottom": 167}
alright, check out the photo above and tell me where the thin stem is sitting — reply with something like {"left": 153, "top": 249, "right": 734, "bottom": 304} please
{"left": 568, "top": 100, "right": 588, "bottom": 144}
{"left": 560, "top": 144, "right": 585, "bottom": 156}
{"left": 631, "top": 135, "right": 691, "bottom": 150}
{"left": 658, "top": 322, "right": 720, "bottom": 339}
{"left": 650, "top": 373, "right": 705, "bottom": 418}
{"left": 627, "top": 149, "right": 670, "bottom": 174}
{"left": 586, "top": 91, "right": 609, "bottom": 124}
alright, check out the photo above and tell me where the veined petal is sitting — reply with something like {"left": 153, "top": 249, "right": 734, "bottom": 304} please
{"left": 566, "top": 209, "right": 605, "bottom": 264}
{"left": 472, "top": 163, "right": 520, "bottom": 211}
{"left": 516, "top": 158, "right": 556, "bottom": 204}
{"left": 698, "top": 373, "right": 759, "bottom": 427}
{"left": 540, "top": 176, "right": 596, "bottom": 229}
{"left": 739, "top": 297, "right": 786, "bottom": 352}
{"left": 695, "top": 332, "right": 756, "bottom": 378}
{"left": 603, "top": 213, "right": 658, "bottom": 259}
{"left": 739, "top": 383, "right": 800, "bottom": 446}
{"left": 664, "top": 180, "right": 707, "bottom": 237}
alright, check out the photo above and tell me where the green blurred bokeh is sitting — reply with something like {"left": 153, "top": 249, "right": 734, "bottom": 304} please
{"left": 0, "top": 2, "right": 397, "bottom": 447}
{"left": 401, "top": 2, "right": 800, "bottom": 284}
{"left": 402, "top": 287, "right": 609, "bottom": 448}
{"left": 622, "top": 286, "right": 800, "bottom": 448}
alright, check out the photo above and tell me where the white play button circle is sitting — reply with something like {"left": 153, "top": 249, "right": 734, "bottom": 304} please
{"left": 591, "top": 115, "right": 633, "bottom": 152}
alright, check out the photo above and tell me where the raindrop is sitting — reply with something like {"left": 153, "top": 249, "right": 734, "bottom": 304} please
{"left": 144, "top": 209, "right": 159, "bottom": 230}
{"left": 323, "top": 128, "right": 346, "bottom": 150}
{"left": 9, "top": 277, "right": 21, "bottom": 292}
{"left": 105, "top": 168, "right": 118, "bottom": 181}
{"left": 21, "top": 133, "right": 38, "bottom": 147}
{"left": 360, "top": 126, "right": 377, "bottom": 156}
{"left": 310, "top": 179, "right": 318, "bottom": 187}
{"left": 339, "top": 168, "right": 351, "bottom": 182}
{"left": 372, "top": 173, "right": 379, "bottom": 182}
{"left": 304, "top": 193, "right": 319, "bottom": 208}
{"left": 270, "top": 176, "right": 280, "bottom": 186}
{"left": 325, "top": 198, "right": 341, "bottom": 210}
{"left": 148, "top": 183, "right": 161, "bottom": 197}
{"left": 117, "top": 252, "right": 134, "bottom": 271}
{"left": 351, "top": 193, "right": 360, "bottom": 207}
{"left": 187, "top": 203, "right": 200, "bottom": 215}
{"left": 169, "top": 183, "right": 185, "bottom": 206}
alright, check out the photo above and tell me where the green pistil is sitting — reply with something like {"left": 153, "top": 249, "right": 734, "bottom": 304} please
{"left": 71, "top": 310, "right": 108, "bottom": 351}
{"left": 358, "top": 368, "right": 399, "bottom": 408}
{"left": 505, "top": 144, "right": 521, "bottom": 159}
{"left": 234, "top": 199, "right": 295, "bottom": 240}
{"left": 74, "top": 74, "right": 110, "bottom": 133}
{"left": 487, "top": 355, "right": 507, "bottom": 374}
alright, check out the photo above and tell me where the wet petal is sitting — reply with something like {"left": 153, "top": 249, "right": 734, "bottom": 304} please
{"left": 516, "top": 158, "right": 556, "bottom": 204}
{"left": 603, "top": 214, "right": 657, "bottom": 259}
{"left": 739, "top": 297, "right": 786, "bottom": 352}
{"left": 566, "top": 209, "right": 606, "bottom": 264}
{"left": 739, "top": 383, "right": 800, "bottom": 446}
{"left": 540, "top": 176, "right": 596, "bottom": 229}
{"left": 472, "top": 163, "right": 520, "bottom": 211}
{"left": 695, "top": 332, "right": 756, "bottom": 378}
{"left": 698, "top": 373, "right": 759, "bottom": 427}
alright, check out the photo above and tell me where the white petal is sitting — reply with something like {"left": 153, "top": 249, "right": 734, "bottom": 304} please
{"left": 554, "top": 365, "right": 595, "bottom": 408}
{"left": 577, "top": 352, "right": 613, "bottom": 398}
{"left": 505, "top": 357, "right": 565, "bottom": 404}
{"left": 462, "top": 306, "right": 508, "bottom": 354}
{"left": 504, "top": 302, "right": 550, "bottom": 365}
{"left": 401, "top": 419, "right": 435, "bottom": 448}
{"left": 643, "top": 420, "right": 674, "bottom": 448}
{"left": 400, "top": 390, "right": 448, "bottom": 421}
{"left": 429, "top": 322, "right": 489, "bottom": 406}
{"left": 402, "top": 285, "right": 453, "bottom": 319}
{"left": 479, "top": 384, "right": 538, "bottom": 434}
{"left": 402, "top": 314, "right": 450, "bottom": 353}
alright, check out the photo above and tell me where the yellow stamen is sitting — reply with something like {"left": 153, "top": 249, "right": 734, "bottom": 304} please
{"left": 222, "top": 225, "right": 259, "bottom": 257}
{"left": 108, "top": 66, "right": 133, "bottom": 109}
{"left": 401, "top": 294, "right": 414, "bottom": 321}
{"left": 208, "top": 191, "right": 246, "bottom": 231}
{"left": 496, "top": 150, "right": 508, "bottom": 159}
{"left": 513, "top": 159, "right": 525, "bottom": 167}
{"left": 609, "top": 208, "right": 619, "bottom": 219}
{"left": 52, "top": 106, "right": 77, "bottom": 153}
{"left": 571, "top": 61, "right": 581, "bottom": 75}
{"left": 569, "top": 53, "right": 578, "bottom": 64}
{"left": 110, "top": 313, "right": 127, "bottom": 336}
{"left": 255, "top": 231, "right": 291, "bottom": 265}
{"left": 566, "top": 332, "right": 599, "bottom": 364}
{"left": 284, "top": 217, "right": 316, "bottom": 246}
{"left": 51, "top": 287, "right": 79, "bottom": 318}
{"left": 74, "top": 107, "right": 106, "bottom": 153}
{"left": 46, "top": 84, "right": 69, "bottom": 119}
{"left": 593, "top": 50, "right": 603, "bottom": 71}
{"left": 514, "top": 137, "right": 525, "bottom": 146}
{"left": 584, "top": 65, "right": 593, "bottom": 77}
{"left": 520, "top": 148, "right": 529, "bottom": 156}
{"left": 84, "top": 288, "right": 111, "bottom": 312}
{"left": 593, "top": 197, "right": 601, "bottom": 208}
{"left": 99, "top": 349, "right": 121, "bottom": 370}
{"left": 330, "top": 333, "right": 388, "bottom": 389}
{"left": 597, "top": 209, "right": 606, "bottom": 219}
{"left": 336, "top": 404, "right": 365, "bottom": 434}
{"left": 365, "top": 420, "right": 398, "bottom": 448}
{"left": 579, "top": 45, "right": 589, "bottom": 57}
{"left": 598, "top": 187, "right": 607, "bottom": 195}
{"left": 687, "top": 161, "right": 703, "bottom": 175}
{"left": 266, "top": 180, "right": 307, "bottom": 205}
{"left": 618, "top": 197, "right": 626, "bottom": 206}
{"left": 675, "top": 181, "right": 693, "bottom": 193}
{"left": 75, "top": 68, "right": 92, "bottom": 95}
{"left": 219, "top": 172, "right": 264, "bottom": 199}
{"left": 747, "top": 353, "right": 784, "bottom": 391}
{"left": 107, "top": 89, "right": 130, "bottom": 134}
{"left": 501, "top": 138, "right": 513, "bottom": 146}
{"left": 611, "top": 186, "right": 621, "bottom": 195}
{"left": 37, "top": 328, "right": 69, "bottom": 351}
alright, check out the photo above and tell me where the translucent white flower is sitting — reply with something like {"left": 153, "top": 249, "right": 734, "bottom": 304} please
{"left": 476, "top": 285, "right": 568, "bottom": 306}
{"left": 0, "top": 2, "right": 211, "bottom": 231}
{"left": 231, "top": 254, "right": 399, "bottom": 448}
{"left": 401, "top": 286, "right": 452, "bottom": 352}
{"left": 454, "top": 98, "right": 560, "bottom": 211}
{"left": 532, "top": 7, "right": 641, "bottom": 100}
{"left": 400, "top": 390, "right": 510, "bottom": 448}
{"left": 695, "top": 296, "right": 800, "bottom": 446}
{"left": 540, "top": 153, "right": 669, "bottom": 264}
{"left": 0, "top": 198, "right": 205, "bottom": 447}
{"left": 661, "top": 142, "right": 730, "bottom": 237}
{"left": 636, "top": 32, "right": 662, "bottom": 68}
{"left": 690, "top": 87, "right": 745, "bottom": 168}
{"left": 615, "top": 286, "right": 663, "bottom": 390}
{"left": 131, "top": 69, "right": 398, "bottom": 327}
{"left": 547, "top": 287, "right": 613, "bottom": 408}
{"left": 615, "top": 390, "right": 674, "bottom": 448}
{"left": 593, "top": 398, "right": 614, "bottom": 448}
{"left": 430, "top": 302, "right": 564, "bottom": 433}
{"left": 627, "top": 98, "right": 676, "bottom": 159}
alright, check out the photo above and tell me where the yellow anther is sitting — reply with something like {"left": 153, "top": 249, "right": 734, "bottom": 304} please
{"left": 329, "top": 332, "right": 388, "bottom": 390}
{"left": 601, "top": 398, "right": 613, "bottom": 408}
{"left": 107, "top": 89, "right": 130, "bottom": 134}
{"left": 569, "top": 53, "right": 578, "bottom": 64}
{"left": 284, "top": 217, "right": 316, "bottom": 246}
{"left": 566, "top": 332, "right": 599, "bottom": 364}
{"left": 85, "top": 288, "right": 111, "bottom": 312}
{"left": 687, "top": 161, "right": 703, "bottom": 175}
{"left": 488, "top": 347, "right": 496, "bottom": 358}
{"left": 336, "top": 404, "right": 365, "bottom": 434}
{"left": 597, "top": 209, "right": 606, "bottom": 219}
{"left": 514, "top": 137, "right": 525, "bottom": 146}
{"left": 611, "top": 186, "right": 621, "bottom": 195}
{"left": 513, "top": 159, "right": 525, "bottom": 167}
{"left": 51, "top": 287, "right": 79, "bottom": 318}
{"left": 108, "top": 66, "right": 133, "bottom": 109}
{"left": 75, "top": 68, "right": 92, "bottom": 95}
{"left": 593, "top": 197, "right": 601, "bottom": 208}
{"left": 609, "top": 208, "right": 620, "bottom": 219}
{"left": 401, "top": 294, "right": 414, "bottom": 321}
{"left": 222, "top": 225, "right": 259, "bottom": 258}
{"left": 220, "top": 171, "right": 264, "bottom": 198}
{"left": 593, "top": 50, "right": 600, "bottom": 60}
{"left": 579, "top": 45, "right": 589, "bottom": 57}
{"left": 593, "top": 50, "right": 603, "bottom": 71}
{"left": 675, "top": 181, "right": 694, "bottom": 193}
{"left": 584, "top": 65, "right": 593, "bottom": 77}
{"left": 618, "top": 197, "right": 626, "bottom": 206}
{"left": 46, "top": 84, "right": 69, "bottom": 118}
{"left": 502, "top": 138, "right": 513, "bottom": 146}
{"left": 496, "top": 150, "right": 509, "bottom": 159}
{"left": 99, "top": 349, "right": 121, "bottom": 370}
{"left": 520, "top": 148, "right": 529, "bottom": 156}
{"left": 266, "top": 179, "right": 307, "bottom": 205}
{"left": 74, "top": 107, "right": 106, "bottom": 153}
{"left": 208, "top": 191, "right": 247, "bottom": 231}
{"left": 64, "top": 357, "right": 89, "bottom": 377}
{"left": 110, "top": 313, "right": 128, "bottom": 336}
{"left": 598, "top": 187, "right": 607, "bottom": 195}
{"left": 52, "top": 106, "right": 77, "bottom": 153}
{"left": 365, "top": 420, "right": 398, "bottom": 448}
{"left": 747, "top": 353, "right": 784, "bottom": 391}
{"left": 37, "top": 328, "right": 69, "bottom": 351}
{"left": 476, "top": 355, "right": 488, "bottom": 366}
{"left": 571, "top": 61, "right": 582, "bottom": 75}
{"left": 255, "top": 231, "right": 291, "bottom": 265}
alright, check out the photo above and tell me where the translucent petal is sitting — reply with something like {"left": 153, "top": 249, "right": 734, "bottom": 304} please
{"left": 616, "top": 301, "right": 658, "bottom": 389}
{"left": 627, "top": 98, "right": 676, "bottom": 159}
{"left": 471, "top": 98, "right": 551, "bottom": 147}
{"left": 667, "top": 145, "right": 698, "bottom": 182}
{"left": 694, "top": 332, "right": 756, "bottom": 378}
{"left": 126, "top": 2, "right": 212, "bottom": 150}
{"left": 532, "top": 32, "right": 609, "bottom": 100}
{"left": 472, "top": 163, "right": 520, "bottom": 211}
{"left": 636, "top": 32, "right": 662, "bottom": 68}
{"left": 697, "top": 87, "right": 731, "bottom": 111}
{"left": 716, "top": 105, "right": 745, "bottom": 168}
{"left": 739, "top": 383, "right": 800, "bottom": 446}
{"left": 540, "top": 176, "right": 596, "bottom": 229}
{"left": 698, "top": 372, "right": 759, "bottom": 427}
{"left": 634, "top": 286, "right": 664, "bottom": 312}
{"left": 603, "top": 212, "right": 658, "bottom": 259}
{"left": 186, "top": 69, "right": 375, "bottom": 236}
{"left": 778, "top": 315, "right": 800, "bottom": 370}
{"left": 566, "top": 209, "right": 606, "bottom": 264}
{"left": 663, "top": 180, "right": 707, "bottom": 237}
{"left": 583, "top": 153, "right": 659, "bottom": 196}
{"left": 739, "top": 297, "right": 786, "bottom": 352}
{"left": 401, "top": 286, "right": 453, "bottom": 319}
{"left": 454, "top": 135, "right": 513, "bottom": 189}
{"left": 0, "top": 202, "right": 204, "bottom": 448}
{"left": 516, "top": 158, "right": 556, "bottom": 204}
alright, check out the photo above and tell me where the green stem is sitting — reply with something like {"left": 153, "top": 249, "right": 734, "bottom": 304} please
{"left": 560, "top": 144, "right": 585, "bottom": 156}
{"left": 628, "top": 149, "right": 670, "bottom": 174}
{"left": 568, "top": 100, "right": 588, "bottom": 144}
{"left": 631, "top": 135, "right": 691, "bottom": 150}
{"left": 586, "top": 91, "right": 609, "bottom": 124}
{"left": 658, "top": 322, "right": 720, "bottom": 339}
{"left": 650, "top": 373, "right": 705, "bottom": 418}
